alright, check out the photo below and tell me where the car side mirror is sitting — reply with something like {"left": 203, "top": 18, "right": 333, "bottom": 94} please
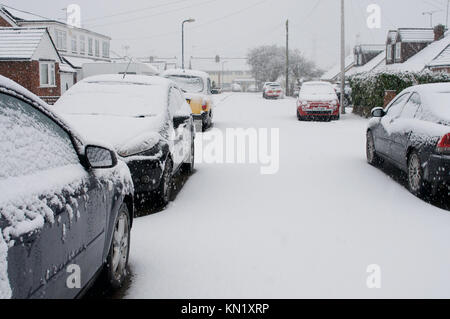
{"left": 173, "top": 115, "right": 191, "bottom": 128}
{"left": 371, "top": 107, "right": 386, "bottom": 118}
{"left": 85, "top": 145, "right": 118, "bottom": 169}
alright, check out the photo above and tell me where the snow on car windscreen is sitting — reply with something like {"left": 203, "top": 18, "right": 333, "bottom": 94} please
{"left": 56, "top": 81, "right": 167, "bottom": 118}
{"left": 166, "top": 75, "right": 204, "bottom": 93}
{"left": 301, "top": 83, "right": 335, "bottom": 95}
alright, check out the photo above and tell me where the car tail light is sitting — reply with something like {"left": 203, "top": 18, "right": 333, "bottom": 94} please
{"left": 437, "top": 133, "right": 450, "bottom": 154}
{"left": 202, "top": 104, "right": 207, "bottom": 111}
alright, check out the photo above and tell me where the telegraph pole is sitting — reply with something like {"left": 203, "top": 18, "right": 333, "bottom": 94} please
{"left": 340, "top": 0, "right": 346, "bottom": 115}
{"left": 286, "top": 19, "right": 289, "bottom": 97}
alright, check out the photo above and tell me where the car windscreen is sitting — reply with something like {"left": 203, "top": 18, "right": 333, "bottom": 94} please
{"left": 166, "top": 75, "right": 204, "bottom": 93}
{"left": 56, "top": 81, "right": 167, "bottom": 118}
{"left": 301, "top": 84, "right": 335, "bottom": 95}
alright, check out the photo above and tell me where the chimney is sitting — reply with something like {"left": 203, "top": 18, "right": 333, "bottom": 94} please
{"left": 434, "top": 24, "right": 446, "bottom": 41}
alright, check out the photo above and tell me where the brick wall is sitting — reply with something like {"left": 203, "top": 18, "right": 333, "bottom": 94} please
{"left": 0, "top": 16, "right": 13, "bottom": 27}
{"left": 0, "top": 61, "right": 61, "bottom": 98}
{"left": 430, "top": 66, "right": 450, "bottom": 74}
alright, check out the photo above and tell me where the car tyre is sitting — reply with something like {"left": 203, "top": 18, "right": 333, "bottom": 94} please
{"left": 366, "top": 131, "right": 382, "bottom": 166}
{"left": 105, "top": 203, "right": 131, "bottom": 290}
{"left": 407, "top": 151, "right": 429, "bottom": 197}
{"left": 156, "top": 158, "right": 174, "bottom": 206}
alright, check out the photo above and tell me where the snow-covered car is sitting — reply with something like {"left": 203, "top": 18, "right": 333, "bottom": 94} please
{"left": 162, "top": 69, "right": 214, "bottom": 132}
{"left": 55, "top": 75, "right": 195, "bottom": 205}
{"left": 367, "top": 83, "right": 450, "bottom": 197}
{"left": 263, "top": 82, "right": 283, "bottom": 99}
{"left": 297, "top": 81, "right": 340, "bottom": 121}
{"left": 0, "top": 75, "right": 134, "bottom": 299}
{"left": 232, "top": 83, "right": 243, "bottom": 92}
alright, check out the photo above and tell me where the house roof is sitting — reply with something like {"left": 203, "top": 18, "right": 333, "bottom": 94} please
{"left": 398, "top": 28, "right": 435, "bottom": 43}
{"left": 1, "top": 6, "right": 111, "bottom": 40}
{"left": 0, "top": 27, "right": 60, "bottom": 61}
{"left": 354, "top": 44, "right": 385, "bottom": 53}
{"left": 428, "top": 45, "right": 450, "bottom": 68}
{"left": 380, "top": 31, "right": 450, "bottom": 72}
{"left": 387, "top": 30, "right": 398, "bottom": 44}
{"left": 63, "top": 56, "right": 109, "bottom": 69}
{"left": 347, "top": 50, "right": 386, "bottom": 76}
{"left": 320, "top": 55, "right": 355, "bottom": 81}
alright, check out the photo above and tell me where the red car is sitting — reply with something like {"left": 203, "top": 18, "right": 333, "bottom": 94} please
{"left": 297, "top": 81, "right": 340, "bottom": 121}
{"left": 263, "top": 82, "right": 284, "bottom": 99}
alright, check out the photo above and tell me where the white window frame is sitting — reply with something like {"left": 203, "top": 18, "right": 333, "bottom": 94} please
{"left": 102, "top": 41, "right": 109, "bottom": 58}
{"left": 395, "top": 42, "right": 402, "bottom": 60}
{"left": 71, "top": 34, "right": 77, "bottom": 53}
{"left": 79, "top": 35, "right": 86, "bottom": 55}
{"left": 39, "top": 62, "right": 56, "bottom": 87}
{"left": 95, "top": 39, "right": 100, "bottom": 57}
{"left": 387, "top": 44, "right": 393, "bottom": 61}
{"left": 55, "top": 29, "right": 67, "bottom": 51}
{"left": 88, "top": 38, "right": 93, "bottom": 56}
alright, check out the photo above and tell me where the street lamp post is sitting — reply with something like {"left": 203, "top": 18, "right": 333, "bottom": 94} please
{"left": 182, "top": 18, "right": 195, "bottom": 69}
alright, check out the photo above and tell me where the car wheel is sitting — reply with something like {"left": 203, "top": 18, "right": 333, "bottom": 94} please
{"left": 366, "top": 131, "right": 382, "bottom": 166}
{"left": 157, "top": 158, "right": 174, "bottom": 205}
{"left": 408, "top": 151, "right": 429, "bottom": 197}
{"left": 105, "top": 203, "right": 131, "bottom": 290}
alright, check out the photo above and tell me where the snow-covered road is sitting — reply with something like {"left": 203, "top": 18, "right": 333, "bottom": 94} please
{"left": 124, "top": 93, "right": 450, "bottom": 299}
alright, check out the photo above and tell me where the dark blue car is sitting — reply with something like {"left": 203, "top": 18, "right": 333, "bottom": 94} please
{"left": 0, "top": 76, "right": 134, "bottom": 299}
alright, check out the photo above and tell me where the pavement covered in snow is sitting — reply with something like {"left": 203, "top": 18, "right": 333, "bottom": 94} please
{"left": 123, "top": 93, "right": 450, "bottom": 299}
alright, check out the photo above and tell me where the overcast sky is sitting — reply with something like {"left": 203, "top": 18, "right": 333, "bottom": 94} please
{"left": 2, "top": 0, "right": 449, "bottom": 69}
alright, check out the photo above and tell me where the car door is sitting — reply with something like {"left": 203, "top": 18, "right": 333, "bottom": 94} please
{"left": 375, "top": 93, "right": 410, "bottom": 158}
{"left": 390, "top": 92, "right": 422, "bottom": 167}
{"left": 0, "top": 92, "right": 105, "bottom": 299}
{"left": 169, "top": 87, "right": 185, "bottom": 170}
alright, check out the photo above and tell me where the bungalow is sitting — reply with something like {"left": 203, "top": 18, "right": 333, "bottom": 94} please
{"left": 320, "top": 55, "right": 355, "bottom": 82}
{"left": 0, "top": 27, "right": 74, "bottom": 104}
{"left": 377, "top": 26, "right": 450, "bottom": 73}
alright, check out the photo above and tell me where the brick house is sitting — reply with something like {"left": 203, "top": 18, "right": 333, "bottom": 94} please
{"left": 0, "top": 5, "right": 110, "bottom": 84}
{"left": 386, "top": 28, "right": 435, "bottom": 65}
{"left": 0, "top": 28, "right": 64, "bottom": 104}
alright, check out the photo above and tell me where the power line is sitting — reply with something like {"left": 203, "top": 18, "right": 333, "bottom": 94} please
{"left": 83, "top": 0, "right": 192, "bottom": 23}
{"left": 115, "top": 0, "right": 270, "bottom": 41}
{"left": 85, "top": 0, "right": 221, "bottom": 29}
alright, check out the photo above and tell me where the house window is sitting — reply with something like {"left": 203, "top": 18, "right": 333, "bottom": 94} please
{"left": 39, "top": 62, "right": 56, "bottom": 87}
{"left": 55, "top": 30, "right": 67, "bottom": 51}
{"left": 102, "top": 41, "right": 110, "bottom": 58}
{"left": 80, "top": 36, "right": 85, "bottom": 54}
{"left": 395, "top": 42, "right": 402, "bottom": 60}
{"left": 95, "top": 39, "right": 100, "bottom": 57}
{"left": 387, "top": 44, "right": 393, "bottom": 61}
{"left": 71, "top": 35, "right": 77, "bottom": 53}
{"left": 88, "top": 38, "right": 93, "bottom": 56}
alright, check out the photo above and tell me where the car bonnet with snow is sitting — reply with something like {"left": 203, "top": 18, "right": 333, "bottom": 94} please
{"left": 55, "top": 75, "right": 173, "bottom": 157}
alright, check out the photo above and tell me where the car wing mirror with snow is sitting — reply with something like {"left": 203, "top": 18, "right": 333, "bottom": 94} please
{"left": 371, "top": 107, "right": 386, "bottom": 118}
{"left": 85, "top": 145, "right": 118, "bottom": 169}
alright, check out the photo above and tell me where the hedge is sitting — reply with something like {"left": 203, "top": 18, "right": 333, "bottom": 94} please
{"left": 348, "top": 70, "right": 450, "bottom": 117}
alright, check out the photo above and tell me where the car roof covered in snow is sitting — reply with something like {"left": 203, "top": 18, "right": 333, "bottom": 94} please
{"left": 402, "top": 83, "right": 450, "bottom": 124}
{"left": 0, "top": 74, "right": 45, "bottom": 104}
{"left": 302, "top": 81, "right": 333, "bottom": 86}
{"left": 162, "top": 69, "right": 210, "bottom": 81}
{"left": 81, "top": 74, "right": 173, "bottom": 87}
